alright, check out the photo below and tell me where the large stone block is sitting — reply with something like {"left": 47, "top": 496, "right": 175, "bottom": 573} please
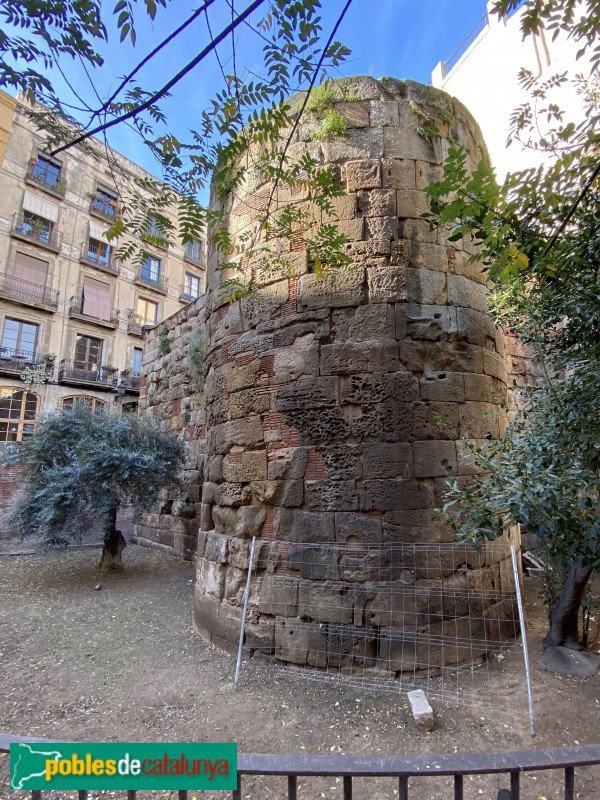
{"left": 367, "top": 265, "right": 407, "bottom": 303}
{"left": 286, "top": 543, "right": 341, "bottom": 580}
{"left": 213, "top": 505, "right": 238, "bottom": 536}
{"left": 365, "top": 215, "right": 398, "bottom": 240}
{"left": 447, "top": 274, "right": 488, "bottom": 312}
{"left": 413, "top": 441, "right": 457, "bottom": 478}
{"left": 363, "top": 442, "right": 413, "bottom": 479}
{"left": 259, "top": 574, "right": 299, "bottom": 616}
{"left": 222, "top": 450, "right": 268, "bottom": 483}
{"left": 344, "top": 158, "right": 382, "bottom": 191}
{"left": 213, "top": 482, "right": 253, "bottom": 507}
{"left": 417, "top": 616, "right": 488, "bottom": 668}
{"left": 463, "top": 373, "right": 495, "bottom": 403}
{"left": 396, "top": 189, "right": 433, "bottom": 220}
{"left": 298, "top": 580, "right": 354, "bottom": 624}
{"left": 455, "top": 307, "right": 496, "bottom": 346}
{"left": 236, "top": 504, "right": 267, "bottom": 537}
{"left": 360, "top": 479, "right": 433, "bottom": 512}
{"left": 267, "top": 447, "right": 309, "bottom": 480}
{"left": 378, "top": 629, "right": 419, "bottom": 671}
{"left": 333, "top": 304, "right": 396, "bottom": 342}
{"left": 398, "top": 304, "right": 457, "bottom": 342}
{"left": 286, "top": 407, "right": 351, "bottom": 445}
{"left": 459, "top": 401, "right": 501, "bottom": 439}
{"left": 341, "top": 372, "right": 419, "bottom": 405}
{"left": 335, "top": 512, "right": 383, "bottom": 544}
{"left": 274, "top": 618, "right": 327, "bottom": 667}
{"left": 273, "top": 508, "right": 335, "bottom": 543}
{"left": 298, "top": 270, "right": 366, "bottom": 311}
{"left": 405, "top": 267, "right": 447, "bottom": 304}
{"left": 319, "top": 444, "right": 363, "bottom": 480}
{"left": 381, "top": 158, "right": 416, "bottom": 190}
{"left": 365, "top": 586, "right": 420, "bottom": 627}
{"left": 356, "top": 189, "right": 396, "bottom": 217}
{"left": 327, "top": 624, "right": 377, "bottom": 669}
{"left": 306, "top": 480, "right": 358, "bottom": 512}
{"left": 320, "top": 341, "right": 400, "bottom": 374}
{"left": 275, "top": 377, "right": 339, "bottom": 412}
{"left": 228, "top": 388, "right": 271, "bottom": 419}
{"left": 351, "top": 401, "right": 413, "bottom": 443}
{"left": 209, "top": 417, "right": 265, "bottom": 455}
{"left": 420, "top": 372, "right": 465, "bottom": 402}
{"left": 399, "top": 341, "right": 483, "bottom": 374}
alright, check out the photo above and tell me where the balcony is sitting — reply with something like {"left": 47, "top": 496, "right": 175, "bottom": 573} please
{"left": 25, "top": 163, "right": 66, "bottom": 199}
{"left": 120, "top": 370, "right": 141, "bottom": 393}
{"left": 135, "top": 268, "right": 168, "bottom": 295}
{"left": 0, "top": 349, "right": 55, "bottom": 379}
{"left": 127, "top": 313, "right": 144, "bottom": 337}
{"left": 11, "top": 214, "right": 62, "bottom": 253}
{"left": 0, "top": 273, "right": 59, "bottom": 311}
{"left": 68, "top": 297, "right": 120, "bottom": 330}
{"left": 90, "top": 195, "right": 118, "bottom": 222}
{"left": 179, "top": 286, "right": 201, "bottom": 303}
{"left": 58, "top": 359, "right": 118, "bottom": 389}
{"left": 80, "top": 242, "right": 119, "bottom": 276}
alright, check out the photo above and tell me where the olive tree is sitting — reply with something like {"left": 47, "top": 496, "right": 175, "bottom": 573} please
{"left": 6, "top": 407, "right": 184, "bottom": 571}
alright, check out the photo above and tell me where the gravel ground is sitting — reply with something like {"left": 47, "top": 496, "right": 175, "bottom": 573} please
{"left": 0, "top": 545, "right": 599, "bottom": 800}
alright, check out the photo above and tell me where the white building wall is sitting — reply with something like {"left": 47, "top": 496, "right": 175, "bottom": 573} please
{"left": 432, "top": 1, "right": 593, "bottom": 178}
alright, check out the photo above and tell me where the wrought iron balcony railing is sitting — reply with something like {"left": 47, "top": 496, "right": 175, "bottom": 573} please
{"left": 0, "top": 272, "right": 59, "bottom": 310}
{"left": 127, "top": 313, "right": 144, "bottom": 336}
{"left": 90, "top": 195, "right": 118, "bottom": 221}
{"left": 25, "top": 163, "right": 66, "bottom": 198}
{"left": 68, "top": 297, "right": 120, "bottom": 329}
{"left": 120, "top": 370, "right": 141, "bottom": 391}
{"left": 58, "top": 360, "right": 118, "bottom": 387}
{"left": 11, "top": 214, "right": 62, "bottom": 253}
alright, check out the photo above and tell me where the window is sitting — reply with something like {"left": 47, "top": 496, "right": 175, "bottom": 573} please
{"left": 1, "top": 318, "right": 38, "bottom": 359}
{"left": 183, "top": 272, "right": 201, "bottom": 300}
{"left": 61, "top": 395, "right": 106, "bottom": 413}
{"left": 132, "top": 347, "right": 143, "bottom": 376}
{"left": 81, "top": 277, "right": 111, "bottom": 321}
{"left": 74, "top": 335, "right": 103, "bottom": 373}
{"left": 140, "top": 254, "right": 161, "bottom": 284}
{"left": 87, "top": 237, "right": 111, "bottom": 267}
{"left": 91, "top": 185, "right": 117, "bottom": 219}
{"left": 0, "top": 388, "right": 39, "bottom": 442}
{"left": 137, "top": 298, "right": 158, "bottom": 326}
{"left": 145, "top": 215, "right": 166, "bottom": 239}
{"left": 31, "top": 155, "right": 62, "bottom": 189}
{"left": 186, "top": 239, "right": 201, "bottom": 263}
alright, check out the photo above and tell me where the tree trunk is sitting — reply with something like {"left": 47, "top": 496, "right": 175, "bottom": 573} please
{"left": 98, "top": 505, "right": 127, "bottom": 572}
{"left": 543, "top": 562, "right": 593, "bottom": 649}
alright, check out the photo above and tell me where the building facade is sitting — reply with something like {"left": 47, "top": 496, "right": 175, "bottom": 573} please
{"left": 0, "top": 90, "right": 206, "bottom": 440}
{"left": 431, "top": 0, "right": 592, "bottom": 177}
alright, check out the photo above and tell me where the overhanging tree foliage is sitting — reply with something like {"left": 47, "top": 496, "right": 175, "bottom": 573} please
{"left": 424, "top": 0, "right": 600, "bottom": 649}
{"left": 6, "top": 407, "right": 184, "bottom": 571}
{"left": 0, "top": 0, "right": 353, "bottom": 294}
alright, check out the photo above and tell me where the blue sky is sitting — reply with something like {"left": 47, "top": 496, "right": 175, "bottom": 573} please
{"left": 25, "top": 0, "right": 492, "bottom": 177}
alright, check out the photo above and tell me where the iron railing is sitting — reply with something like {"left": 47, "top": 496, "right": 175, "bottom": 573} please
{"left": 80, "top": 241, "right": 119, "bottom": 275}
{"left": 58, "top": 360, "right": 118, "bottom": 387}
{"left": 0, "top": 273, "right": 59, "bottom": 309}
{"left": 442, "top": 11, "right": 489, "bottom": 76}
{"left": 90, "top": 195, "right": 118, "bottom": 221}
{"left": 68, "top": 296, "right": 120, "bottom": 328}
{"left": 0, "top": 347, "right": 36, "bottom": 371}
{"left": 11, "top": 213, "right": 62, "bottom": 253}
{"left": 120, "top": 370, "right": 141, "bottom": 390}
{"left": 127, "top": 313, "right": 144, "bottom": 336}
{"left": 1, "top": 736, "right": 599, "bottom": 800}
{"left": 25, "top": 163, "right": 66, "bottom": 198}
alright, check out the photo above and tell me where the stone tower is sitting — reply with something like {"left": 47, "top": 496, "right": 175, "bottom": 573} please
{"left": 165, "top": 77, "right": 516, "bottom": 671}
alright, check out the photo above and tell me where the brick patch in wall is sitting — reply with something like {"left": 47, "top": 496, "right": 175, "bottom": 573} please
{"left": 280, "top": 279, "right": 298, "bottom": 317}
{"left": 236, "top": 353, "right": 254, "bottom": 367}
{"left": 262, "top": 506, "right": 275, "bottom": 539}
{"left": 305, "top": 447, "right": 327, "bottom": 480}
{"left": 222, "top": 342, "right": 231, "bottom": 363}
{"left": 217, "top": 306, "right": 229, "bottom": 320}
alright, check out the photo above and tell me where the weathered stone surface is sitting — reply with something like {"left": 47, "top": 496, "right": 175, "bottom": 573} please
{"left": 259, "top": 574, "right": 299, "bottom": 617}
{"left": 319, "top": 444, "right": 363, "bottom": 480}
{"left": 222, "top": 450, "right": 268, "bottom": 483}
{"left": 413, "top": 441, "right": 457, "bottom": 478}
{"left": 378, "top": 629, "right": 419, "bottom": 671}
{"left": 365, "top": 215, "right": 397, "bottom": 240}
{"left": 298, "top": 270, "right": 366, "bottom": 311}
{"left": 455, "top": 307, "right": 496, "bottom": 346}
{"left": 274, "top": 618, "right": 327, "bottom": 667}
{"left": 213, "top": 482, "right": 252, "bottom": 507}
{"left": 298, "top": 580, "right": 354, "bottom": 625}
{"left": 306, "top": 480, "right": 358, "bottom": 512}
{"left": 274, "top": 508, "right": 335, "bottom": 543}
{"left": 418, "top": 616, "right": 487, "bottom": 667}
{"left": 357, "top": 189, "right": 396, "bottom": 217}
{"left": 367, "top": 265, "right": 407, "bottom": 303}
{"left": 382, "top": 157, "right": 416, "bottom": 190}
{"left": 275, "top": 377, "right": 339, "bottom": 412}
{"left": 209, "top": 417, "right": 264, "bottom": 455}
{"left": 360, "top": 479, "right": 433, "bottom": 512}
{"left": 228, "top": 388, "right": 271, "bottom": 419}
{"left": 321, "top": 341, "right": 400, "bottom": 374}
{"left": 459, "top": 401, "right": 500, "bottom": 439}
{"left": 286, "top": 543, "right": 341, "bottom": 580}
{"left": 236, "top": 505, "right": 267, "bottom": 538}
{"left": 420, "top": 372, "right": 465, "bottom": 402}
{"left": 396, "top": 189, "right": 433, "bottom": 220}
{"left": 447, "top": 274, "right": 488, "bottom": 312}
{"left": 351, "top": 402, "right": 413, "bottom": 443}
{"left": 335, "top": 512, "right": 383, "bottom": 544}
{"left": 398, "top": 304, "right": 457, "bottom": 342}
{"left": 213, "top": 505, "right": 238, "bottom": 536}
{"left": 327, "top": 624, "right": 377, "bottom": 668}
{"left": 333, "top": 304, "right": 396, "bottom": 342}
{"left": 286, "top": 407, "right": 351, "bottom": 445}
{"left": 341, "top": 372, "right": 419, "bottom": 405}
{"left": 267, "top": 447, "right": 309, "bottom": 480}
{"left": 363, "top": 443, "right": 413, "bottom": 479}
{"left": 399, "top": 341, "right": 483, "bottom": 374}
{"left": 463, "top": 372, "right": 495, "bottom": 403}
{"left": 344, "top": 159, "right": 381, "bottom": 191}
{"left": 406, "top": 267, "right": 447, "bottom": 304}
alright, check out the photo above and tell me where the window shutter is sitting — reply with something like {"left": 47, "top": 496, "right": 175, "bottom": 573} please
{"left": 83, "top": 277, "right": 111, "bottom": 320}
{"left": 13, "top": 252, "right": 48, "bottom": 301}
{"left": 89, "top": 220, "right": 110, "bottom": 242}
{"left": 22, "top": 190, "right": 59, "bottom": 222}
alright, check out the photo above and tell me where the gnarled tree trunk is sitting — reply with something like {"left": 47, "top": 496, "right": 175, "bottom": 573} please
{"left": 543, "top": 562, "right": 593, "bottom": 650}
{"left": 98, "top": 505, "right": 127, "bottom": 571}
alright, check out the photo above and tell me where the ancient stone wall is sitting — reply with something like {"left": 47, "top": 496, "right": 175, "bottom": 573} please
{"left": 182, "top": 76, "right": 519, "bottom": 670}
{"left": 134, "top": 297, "right": 206, "bottom": 558}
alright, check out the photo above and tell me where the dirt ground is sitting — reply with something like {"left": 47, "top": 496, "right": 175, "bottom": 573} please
{"left": 0, "top": 545, "right": 598, "bottom": 800}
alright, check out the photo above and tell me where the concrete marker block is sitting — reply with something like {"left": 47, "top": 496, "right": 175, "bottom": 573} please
{"left": 406, "top": 689, "right": 434, "bottom": 731}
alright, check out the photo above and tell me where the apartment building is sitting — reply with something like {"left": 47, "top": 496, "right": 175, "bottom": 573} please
{"left": 0, "top": 90, "right": 206, "bottom": 440}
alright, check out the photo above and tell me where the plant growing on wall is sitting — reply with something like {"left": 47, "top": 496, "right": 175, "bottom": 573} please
{"left": 425, "top": 0, "right": 600, "bottom": 653}
{"left": 187, "top": 331, "right": 206, "bottom": 383}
